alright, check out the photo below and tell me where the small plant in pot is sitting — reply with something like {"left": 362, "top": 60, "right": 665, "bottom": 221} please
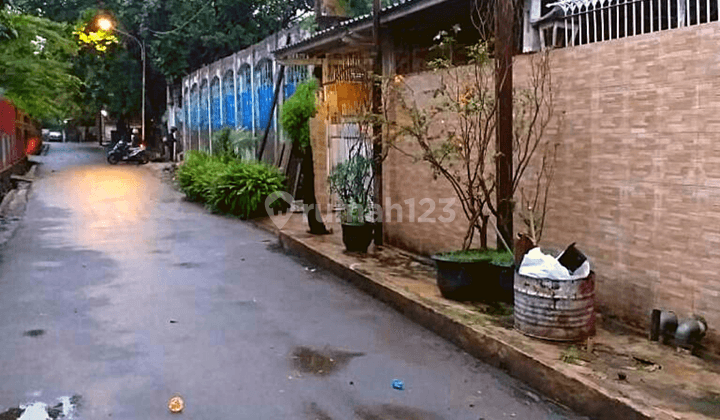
{"left": 328, "top": 152, "right": 375, "bottom": 253}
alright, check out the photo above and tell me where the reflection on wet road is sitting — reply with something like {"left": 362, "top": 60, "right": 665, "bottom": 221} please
{"left": 41, "top": 165, "right": 157, "bottom": 254}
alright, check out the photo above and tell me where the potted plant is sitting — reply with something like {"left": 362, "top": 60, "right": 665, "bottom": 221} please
{"left": 430, "top": 249, "right": 513, "bottom": 301}
{"left": 389, "top": 33, "right": 557, "bottom": 302}
{"left": 328, "top": 145, "right": 375, "bottom": 253}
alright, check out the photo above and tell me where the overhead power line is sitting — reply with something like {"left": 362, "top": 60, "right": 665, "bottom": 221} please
{"left": 146, "top": 1, "right": 213, "bottom": 36}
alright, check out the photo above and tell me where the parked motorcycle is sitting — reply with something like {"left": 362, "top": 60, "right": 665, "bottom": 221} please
{"left": 107, "top": 140, "right": 149, "bottom": 165}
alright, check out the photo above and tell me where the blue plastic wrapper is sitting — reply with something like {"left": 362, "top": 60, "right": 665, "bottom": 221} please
{"left": 392, "top": 379, "right": 404, "bottom": 390}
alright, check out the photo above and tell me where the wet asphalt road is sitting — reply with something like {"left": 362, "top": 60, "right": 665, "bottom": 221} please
{"left": 0, "top": 143, "right": 585, "bottom": 419}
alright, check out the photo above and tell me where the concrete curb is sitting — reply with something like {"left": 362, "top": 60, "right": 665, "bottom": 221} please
{"left": 251, "top": 220, "right": 664, "bottom": 420}
{"left": 0, "top": 164, "right": 35, "bottom": 248}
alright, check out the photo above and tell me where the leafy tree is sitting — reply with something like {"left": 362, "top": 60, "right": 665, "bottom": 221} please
{"left": 146, "top": 0, "right": 315, "bottom": 83}
{"left": 13, "top": 0, "right": 95, "bottom": 23}
{"left": 0, "top": 5, "right": 80, "bottom": 119}
{"left": 8, "top": 0, "right": 319, "bottom": 131}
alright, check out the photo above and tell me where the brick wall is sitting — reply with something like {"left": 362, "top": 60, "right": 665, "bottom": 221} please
{"left": 381, "top": 23, "right": 720, "bottom": 355}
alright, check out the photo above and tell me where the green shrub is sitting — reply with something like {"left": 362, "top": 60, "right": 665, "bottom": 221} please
{"left": 208, "top": 160, "right": 286, "bottom": 218}
{"left": 176, "top": 151, "right": 224, "bottom": 202}
{"left": 211, "top": 128, "right": 234, "bottom": 158}
{"left": 280, "top": 78, "right": 318, "bottom": 150}
{"left": 178, "top": 151, "right": 286, "bottom": 219}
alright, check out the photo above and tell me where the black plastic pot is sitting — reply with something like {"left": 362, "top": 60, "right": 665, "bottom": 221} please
{"left": 491, "top": 262, "right": 515, "bottom": 304}
{"left": 432, "top": 255, "right": 515, "bottom": 302}
{"left": 431, "top": 256, "right": 491, "bottom": 301}
{"left": 341, "top": 223, "right": 374, "bottom": 253}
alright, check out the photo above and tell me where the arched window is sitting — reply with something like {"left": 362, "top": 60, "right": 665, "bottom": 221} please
{"left": 190, "top": 84, "right": 199, "bottom": 150}
{"left": 199, "top": 79, "right": 209, "bottom": 150}
{"left": 181, "top": 87, "right": 188, "bottom": 145}
{"left": 237, "top": 64, "right": 252, "bottom": 130}
{"left": 222, "top": 70, "right": 235, "bottom": 127}
{"left": 254, "top": 59, "right": 273, "bottom": 132}
{"left": 210, "top": 76, "right": 221, "bottom": 131}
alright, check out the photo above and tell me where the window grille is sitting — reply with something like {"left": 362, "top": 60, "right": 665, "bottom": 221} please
{"left": 529, "top": 0, "right": 719, "bottom": 49}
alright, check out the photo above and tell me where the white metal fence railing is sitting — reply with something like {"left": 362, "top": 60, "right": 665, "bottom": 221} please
{"left": 534, "top": 0, "right": 719, "bottom": 48}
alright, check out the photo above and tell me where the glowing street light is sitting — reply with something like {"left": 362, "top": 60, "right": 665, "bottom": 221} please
{"left": 95, "top": 16, "right": 145, "bottom": 144}
{"left": 97, "top": 17, "right": 112, "bottom": 31}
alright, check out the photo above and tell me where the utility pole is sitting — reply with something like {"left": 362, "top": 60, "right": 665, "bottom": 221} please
{"left": 372, "top": 0, "right": 383, "bottom": 246}
{"left": 495, "top": 0, "right": 514, "bottom": 250}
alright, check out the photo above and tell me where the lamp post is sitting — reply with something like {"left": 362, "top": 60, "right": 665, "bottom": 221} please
{"left": 100, "top": 109, "right": 108, "bottom": 145}
{"left": 97, "top": 17, "right": 145, "bottom": 144}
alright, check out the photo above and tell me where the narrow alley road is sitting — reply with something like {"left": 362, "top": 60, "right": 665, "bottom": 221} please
{"left": 0, "top": 143, "right": 584, "bottom": 419}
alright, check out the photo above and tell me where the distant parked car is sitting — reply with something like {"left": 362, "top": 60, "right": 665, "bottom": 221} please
{"left": 48, "top": 131, "right": 62, "bottom": 142}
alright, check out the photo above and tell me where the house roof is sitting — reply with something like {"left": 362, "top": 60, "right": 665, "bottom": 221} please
{"left": 273, "top": 0, "right": 449, "bottom": 56}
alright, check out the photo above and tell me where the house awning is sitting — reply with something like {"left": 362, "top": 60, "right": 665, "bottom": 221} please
{"left": 273, "top": 0, "right": 455, "bottom": 58}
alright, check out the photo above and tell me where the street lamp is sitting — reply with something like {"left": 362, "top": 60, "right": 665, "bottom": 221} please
{"left": 100, "top": 109, "right": 108, "bottom": 145}
{"left": 97, "top": 17, "right": 145, "bottom": 144}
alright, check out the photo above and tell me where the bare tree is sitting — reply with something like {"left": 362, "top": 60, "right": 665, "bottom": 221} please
{"left": 389, "top": 38, "right": 557, "bottom": 251}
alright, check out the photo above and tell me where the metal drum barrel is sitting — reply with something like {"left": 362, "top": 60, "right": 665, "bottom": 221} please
{"left": 514, "top": 271, "right": 596, "bottom": 341}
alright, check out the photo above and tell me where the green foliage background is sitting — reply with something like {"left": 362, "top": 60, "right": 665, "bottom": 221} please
{"left": 6, "top": 0, "right": 321, "bottom": 125}
{"left": 211, "top": 127, "right": 258, "bottom": 161}
{"left": 4, "top": 0, "right": 388, "bottom": 124}
{"left": 0, "top": 7, "right": 80, "bottom": 119}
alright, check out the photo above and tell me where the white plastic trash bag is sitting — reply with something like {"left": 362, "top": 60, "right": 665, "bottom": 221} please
{"left": 518, "top": 247, "right": 590, "bottom": 280}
